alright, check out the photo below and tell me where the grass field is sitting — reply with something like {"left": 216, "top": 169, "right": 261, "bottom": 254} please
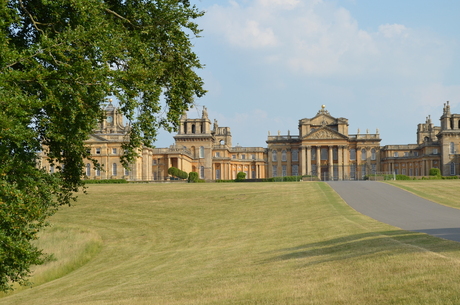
{"left": 2, "top": 181, "right": 460, "bottom": 304}
{"left": 386, "top": 180, "right": 460, "bottom": 209}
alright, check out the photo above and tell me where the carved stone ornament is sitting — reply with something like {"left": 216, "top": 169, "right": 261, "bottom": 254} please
{"left": 309, "top": 129, "right": 341, "bottom": 139}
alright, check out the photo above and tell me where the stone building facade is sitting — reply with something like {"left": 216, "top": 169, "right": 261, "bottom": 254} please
{"left": 40, "top": 102, "right": 460, "bottom": 180}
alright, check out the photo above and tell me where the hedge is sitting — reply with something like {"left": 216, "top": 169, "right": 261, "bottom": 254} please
{"left": 84, "top": 179, "right": 128, "bottom": 184}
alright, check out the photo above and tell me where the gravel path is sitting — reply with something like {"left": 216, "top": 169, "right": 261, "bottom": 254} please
{"left": 327, "top": 181, "right": 460, "bottom": 242}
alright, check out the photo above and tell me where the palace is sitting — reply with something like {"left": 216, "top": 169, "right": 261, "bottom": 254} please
{"left": 41, "top": 101, "right": 460, "bottom": 180}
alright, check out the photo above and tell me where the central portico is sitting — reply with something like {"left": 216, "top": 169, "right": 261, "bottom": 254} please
{"left": 266, "top": 105, "right": 381, "bottom": 180}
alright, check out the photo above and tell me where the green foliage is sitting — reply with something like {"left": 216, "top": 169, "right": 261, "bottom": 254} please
{"left": 395, "top": 174, "right": 411, "bottom": 180}
{"left": 188, "top": 172, "right": 199, "bottom": 183}
{"left": 168, "top": 167, "right": 188, "bottom": 180}
{"left": 0, "top": 0, "right": 204, "bottom": 292}
{"left": 83, "top": 179, "right": 127, "bottom": 184}
{"left": 429, "top": 168, "right": 442, "bottom": 177}
{"left": 235, "top": 172, "right": 246, "bottom": 182}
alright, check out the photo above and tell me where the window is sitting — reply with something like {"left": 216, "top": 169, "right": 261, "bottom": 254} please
{"left": 371, "top": 164, "right": 376, "bottom": 174}
{"left": 191, "top": 124, "right": 196, "bottom": 134}
{"left": 414, "top": 152, "right": 419, "bottom": 157}
{"left": 96, "top": 167, "right": 101, "bottom": 176}
{"left": 362, "top": 166, "right": 366, "bottom": 178}
{"left": 199, "top": 146, "right": 204, "bottom": 158}
{"left": 402, "top": 168, "right": 406, "bottom": 175}
{"left": 112, "top": 163, "right": 117, "bottom": 176}
{"left": 350, "top": 149, "right": 356, "bottom": 160}
{"left": 96, "top": 148, "right": 101, "bottom": 154}
{"left": 292, "top": 149, "right": 298, "bottom": 162}
{"left": 371, "top": 148, "right": 376, "bottom": 161}
{"left": 200, "top": 166, "right": 205, "bottom": 179}
{"left": 350, "top": 164, "right": 356, "bottom": 179}
{"left": 232, "top": 154, "right": 236, "bottom": 159}
{"left": 321, "top": 148, "right": 328, "bottom": 160}
{"left": 361, "top": 149, "right": 366, "bottom": 161}
{"left": 282, "top": 165, "right": 287, "bottom": 177}
{"left": 282, "top": 150, "right": 287, "bottom": 161}
{"left": 433, "top": 148, "right": 438, "bottom": 154}
{"left": 86, "top": 163, "right": 91, "bottom": 176}
{"left": 272, "top": 165, "right": 278, "bottom": 177}
{"left": 409, "top": 168, "right": 413, "bottom": 176}
{"left": 251, "top": 154, "right": 256, "bottom": 160}
{"left": 311, "top": 149, "right": 316, "bottom": 161}
{"left": 292, "top": 165, "right": 299, "bottom": 176}
{"left": 404, "top": 152, "right": 409, "bottom": 157}
{"left": 333, "top": 148, "right": 338, "bottom": 161}
{"left": 252, "top": 170, "right": 256, "bottom": 179}
{"left": 215, "top": 152, "right": 220, "bottom": 157}
{"left": 394, "top": 152, "right": 399, "bottom": 157}
{"left": 242, "top": 154, "right": 246, "bottom": 160}
{"left": 451, "top": 162, "right": 456, "bottom": 175}
{"left": 216, "top": 169, "right": 221, "bottom": 180}
{"left": 124, "top": 168, "right": 129, "bottom": 176}
{"left": 450, "top": 142, "right": 455, "bottom": 154}
{"left": 112, "top": 148, "right": 117, "bottom": 154}
{"left": 272, "top": 150, "right": 277, "bottom": 162}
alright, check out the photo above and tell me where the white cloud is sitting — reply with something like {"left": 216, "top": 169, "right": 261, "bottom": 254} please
{"left": 378, "top": 24, "right": 408, "bottom": 38}
{"left": 202, "top": 0, "right": 451, "bottom": 79}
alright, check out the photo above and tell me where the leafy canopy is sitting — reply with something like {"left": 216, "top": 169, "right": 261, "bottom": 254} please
{"left": 0, "top": 0, "right": 205, "bottom": 291}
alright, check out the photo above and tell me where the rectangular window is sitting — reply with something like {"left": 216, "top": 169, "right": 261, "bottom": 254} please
{"left": 125, "top": 168, "right": 129, "bottom": 176}
{"left": 433, "top": 148, "right": 438, "bottom": 154}
{"left": 216, "top": 169, "right": 221, "bottom": 180}
{"left": 242, "top": 154, "right": 246, "bottom": 159}
{"left": 414, "top": 152, "right": 419, "bottom": 156}
{"left": 321, "top": 148, "right": 328, "bottom": 160}
{"left": 292, "top": 149, "right": 299, "bottom": 162}
{"left": 402, "top": 168, "right": 406, "bottom": 175}
{"left": 311, "top": 149, "right": 316, "bottom": 161}
{"left": 312, "top": 164, "right": 317, "bottom": 176}
{"left": 251, "top": 154, "right": 256, "bottom": 160}
{"left": 350, "top": 149, "right": 356, "bottom": 161}
{"left": 394, "top": 152, "right": 399, "bottom": 157}
{"left": 404, "top": 152, "right": 409, "bottom": 157}
{"left": 215, "top": 152, "right": 220, "bottom": 157}
{"left": 232, "top": 155, "right": 236, "bottom": 159}
{"left": 371, "top": 164, "right": 376, "bottom": 174}
{"left": 252, "top": 170, "right": 256, "bottom": 179}
{"left": 350, "top": 164, "right": 356, "bottom": 179}
{"left": 96, "top": 148, "right": 101, "bottom": 155}
{"left": 292, "top": 165, "right": 299, "bottom": 176}
{"left": 112, "top": 148, "right": 117, "bottom": 154}
{"left": 282, "top": 165, "right": 287, "bottom": 177}
{"left": 272, "top": 165, "right": 278, "bottom": 177}
{"left": 333, "top": 148, "right": 338, "bottom": 161}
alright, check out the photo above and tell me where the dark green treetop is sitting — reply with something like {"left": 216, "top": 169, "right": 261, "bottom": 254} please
{"left": 0, "top": 0, "right": 205, "bottom": 291}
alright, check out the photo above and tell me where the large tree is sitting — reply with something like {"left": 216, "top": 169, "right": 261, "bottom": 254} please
{"left": 0, "top": 0, "right": 205, "bottom": 291}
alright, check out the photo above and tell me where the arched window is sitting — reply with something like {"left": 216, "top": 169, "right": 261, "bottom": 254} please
{"left": 282, "top": 150, "right": 287, "bottom": 161}
{"left": 450, "top": 142, "right": 455, "bottom": 154}
{"left": 112, "top": 163, "right": 117, "bottom": 176}
{"left": 86, "top": 163, "right": 91, "bottom": 176}
{"left": 199, "top": 146, "right": 204, "bottom": 158}
{"left": 361, "top": 149, "right": 366, "bottom": 161}
{"left": 371, "top": 148, "right": 376, "bottom": 161}
{"left": 272, "top": 150, "right": 277, "bottom": 162}
{"left": 350, "top": 149, "right": 356, "bottom": 160}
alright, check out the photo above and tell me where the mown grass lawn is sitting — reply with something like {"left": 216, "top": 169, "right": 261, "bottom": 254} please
{"left": 2, "top": 181, "right": 460, "bottom": 304}
{"left": 386, "top": 180, "right": 460, "bottom": 209}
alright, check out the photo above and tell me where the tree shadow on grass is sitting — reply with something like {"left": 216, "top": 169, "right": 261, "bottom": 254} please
{"left": 261, "top": 229, "right": 460, "bottom": 267}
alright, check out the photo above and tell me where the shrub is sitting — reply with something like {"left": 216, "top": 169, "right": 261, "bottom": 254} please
{"left": 235, "top": 172, "right": 246, "bottom": 182}
{"left": 429, "top": 168, "right": 441, "bottom": 177}
{"left": 168, "top": 167, "right": 188, "bottom": 180}
{"left": 84, "top": 179, "right": 127, "bottom": 184}
{"left": 395, "top": 174, "right": 410, "bottom": 180}
{"left": 188, "top": 172, "right": 199, "bottom": 183}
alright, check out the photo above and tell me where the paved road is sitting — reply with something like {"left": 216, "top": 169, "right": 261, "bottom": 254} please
{"left": 327, "top": 181, "right": 460, "bottom": 242}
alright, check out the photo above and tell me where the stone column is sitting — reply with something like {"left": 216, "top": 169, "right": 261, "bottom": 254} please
{"left": 316, "top": 146, "right": 321, "bottom": 180}
{"left": 328, "top": 146, "right": 333, "bottom": 180}
{"left": 306, "top": 146, "right": 311, "bottom": 176}
{"left": 343, "top": 146, "right": 349, "bottom": 180}
{"left": 338, "top": 146, "right": 343, "bottom": 180}
{"left": 300, "top": 146, "right": 306, "bottom": 176}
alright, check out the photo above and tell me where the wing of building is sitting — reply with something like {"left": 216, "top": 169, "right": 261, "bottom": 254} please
{"left": 40, "top": 101, "right": 460, "bottom": 180}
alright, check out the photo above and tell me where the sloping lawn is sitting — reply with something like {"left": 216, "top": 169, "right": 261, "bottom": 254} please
{"left": 2, "top": 182, "right": 460, "bottom": 304}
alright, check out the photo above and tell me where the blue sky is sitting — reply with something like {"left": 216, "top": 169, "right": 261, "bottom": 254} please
{"left": 154, "top": 0, "right": 460, "bottom": 147}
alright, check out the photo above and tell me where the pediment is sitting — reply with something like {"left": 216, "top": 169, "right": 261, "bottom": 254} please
{"left": 85, "top": 134, "right": 109, "bottom": 142}
{"left": 305, "top": 127, "right": 347, "bottom": 140}
{"left": 310, "top": 114, "right": 336, "bottom": 126}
